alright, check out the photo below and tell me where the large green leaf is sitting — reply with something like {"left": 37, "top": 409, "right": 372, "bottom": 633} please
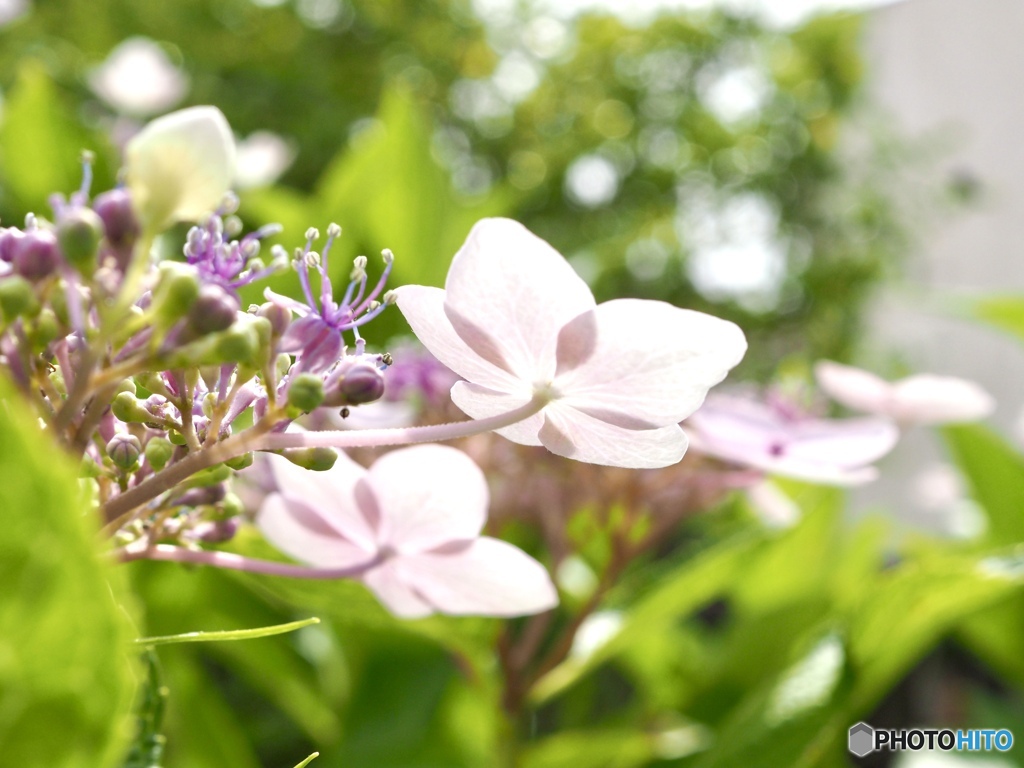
{"left": 694, "top": 549, "right": 1024, "bottom": 768}
{"left": 943, "top": 424, "right": 1024, "bottom": 546}
{"left": 970, "top": 295, "right": 1024, "bottom": 343}
{"left": 0, "top": 378, "right": 138, "bottom": 768}
{"left": 0, "top": 61, "right": 114, "bottom": 212}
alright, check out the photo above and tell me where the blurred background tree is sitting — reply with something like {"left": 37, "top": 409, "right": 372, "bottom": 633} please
{"left": 0, "top": 0, "right": 912, "bottom": 374}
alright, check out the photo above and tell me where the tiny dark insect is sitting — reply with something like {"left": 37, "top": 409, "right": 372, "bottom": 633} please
{"left": 381, "top": 352, "right": 393, "bottom": 366}
{"left": 340, "top": 407, "right": 351, "bottom": 419}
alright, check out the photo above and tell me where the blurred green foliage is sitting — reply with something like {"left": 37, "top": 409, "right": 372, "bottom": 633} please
{"left": 0, "top": 0, "right": 910, "bottom": 372}
{"left": 0, "top": 377, "right": 138, "bottom": 768}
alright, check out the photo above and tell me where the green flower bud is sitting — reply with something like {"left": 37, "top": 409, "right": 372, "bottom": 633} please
{"left": 287, "top": 373, "right": 325, "bottom": 413}
{"left": 49, "top": 369, "right": 66, "bottom": 397}
{"left": 107, "top": 433, "right": 142, "bottom": 469}
{"left": 0, "top": 275, "right": 38, "bottom": 320}
{"left": 183, "top": 463, "right": 232, "bottom": 488}
{"left": 111, "top": 391, "right": 153, "bottom": 424}
{"left": 280, "top": 447, "right": 338, "bottom": 472}
{"left": 144, "top": 437, "right": 174, "bottom": 470}
{"left": 225, "top": 452, "right": 254, "bottom": 470}
{"left": 218, "top": 492, "right": 245, "bottom": 519}
{"left": 57, "top": 207, "right": 104, "bottom": 272}
{"left": 115, "top": 378, "right": 137, "bottom": 397}
{"left": 31, "top": 308, "right": 60, "bottom": 349}
{"left": 151, "top": 262, "right": 200, "bottom": 330}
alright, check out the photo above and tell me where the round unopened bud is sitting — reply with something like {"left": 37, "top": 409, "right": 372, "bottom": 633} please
{"left": 188, "top": 283, "right": 240, "bottom": 335}
{"left": 214, "top": 319, "right": 261, "bottom": 365}
{"left": 12, "top": 229, "right": 60, "bottom": 281}
{"left": 92, "top": 188, "right": 140, "bottom": 247}
{"left": 280, "top": 446, "right": 338, "bottom": 472}
{"left": 225, "top": 452, "right": 254, "bottom": 470}
{"left": 145, "top": 437, "right": 174, "bottom": 470}
{"left": 112, "top": 391, "right": 154, "bottom": 424}
{"left": 258, "top": 301, "right": 291, "bottom": 338}
{"left": 326, "top": 362, "right": 385, "bottom": 406}
{"left": 31, "top": 308, "right": 60, "bottom": 349}
{"left": 107, "top": 433, "right": 142, "bottom": 469}
{"left": 287, "top": 373, "right": 325, "bottom": 412}
{"left": 195, "top": 517, "right": 240, "bottom": 544}
{"left": 57, "top": 207, "right": 104, "bottom": 272}
{"left": 0, "top": 275, "right": 38, "bottom": 319}
{"left": 115, "top": 378, "right": 137, "bottom": 397}
{"left": 152, "top": 263, "right": 200, "bottom": 328}
{"left": 176, "top": 484, "right": 227, "bottom": 507}
{"left": 0, "top": 227, "right": 25, "bottom": 262}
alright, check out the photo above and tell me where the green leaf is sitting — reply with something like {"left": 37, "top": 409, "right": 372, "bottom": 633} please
{"left": 315, "top": 85, "right": 513, "bottom": 291}
{"left": 0, "top": 377, "right": 138, "bottom": 768}
{"left": 135, "top": 617, "right": 320, "bottom": 646}
{"left": 292, "top": 753, "right": 319, "bottom": 768}
{"left": 531, "top": 534, "right": 761, "bottom": 704}
{"left": 970, "top": 294, "right": 1024, "bottom": 343}
{"left": 0, "top": 60, "right": 113, "bottom": 212}
{"left": 521, "top": 729, "right": 654, "bottom": 768}
{"left": 943, "top": 424, "right": 1024, "bottom": 545}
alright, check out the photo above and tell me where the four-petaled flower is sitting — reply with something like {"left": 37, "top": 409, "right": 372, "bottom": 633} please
{"left": 814, "top": 361, "right": 995, "bottom": 425}
{"left": 259, "top": 444, "right": 558, "bottom": 618}
{"left": 686, "top": 393, "right": 899, "bottom": 486}
{"left": 396, "top": 218, "right": 747, "bottom": 469}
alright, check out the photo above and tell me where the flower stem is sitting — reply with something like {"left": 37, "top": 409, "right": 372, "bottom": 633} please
{"left": 101, "top": 397, "right": 546, "bottom": 530}
{"left": 116, "top": 543, "right": 381, "bottom": 579}
{"left": 254, "top": 397, "right": 546, "bottom": 452}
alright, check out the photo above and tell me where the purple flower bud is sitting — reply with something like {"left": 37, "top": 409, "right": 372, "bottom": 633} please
{"left": 176, "top": 483, "right": 227, "bottom": 507}
{"left": 12, "top": 230, "right": 59, "bottom": 281}
{"left": 107, "top": 433, "right": 142, "bottom": 469}
{"left": 194, "top": 517, "right": 240, "bottom": 544}
{"left": 324, "top": 361, "right": 386, "bottom": 406}
{"left": 188, "top": 283, "right": 240, "bottom": 335}
{"left": 258, "top": 301, "right": 291, "bottom": 338}
{"left": 0, "top": 227, "right": 25, "bottom": 263}
{"left": 92, "top": 188, "right": 140, "bottom": 247}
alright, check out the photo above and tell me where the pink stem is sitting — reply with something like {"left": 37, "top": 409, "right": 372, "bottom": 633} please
{"left": 117, "top": 543, "right": 382, "bottom": 579}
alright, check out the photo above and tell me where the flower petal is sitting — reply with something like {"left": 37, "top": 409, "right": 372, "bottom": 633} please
{"left": 257, "top": 493, "right": 371, "bottom": 567}
{"left": 443, "top": 218, "right": 596, "bottom": 382}
{"left": 891, "top": 374, "right": 995, "bottom": 424}
{"left": 686, "top": 396, "right": 898, "bottom": 486}
{"left": 554, "top": 299, "right": 746, "bottom": 428}
{"left": 395, "top": 285, "right": 522, "bottom": 393}
{"left": 540, "top": 402, "right": 689, "bottom": 468}
{"left": 450, "top": 380, "right": 544, "bottom": 446}
{"left": 265, "top": 449, "right": 376, "bottom": 549}
{"left": 396, "top": 537, "right": 558, "bottom": 617}
{"left": 365, "top": 444, "right": 489, "bottom": 551}
{"left": 125, "top": 106, "right": 236, "bottom": 231}
{"left": 814, "top": 361, "right": 893, "bottom": 414}
{"left": 362, "top": 561, "right": 433, "bottom": 619}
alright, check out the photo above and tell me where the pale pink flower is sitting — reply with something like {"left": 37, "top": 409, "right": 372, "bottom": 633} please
{"left": 686, "top": 393, "right": 899, "bottom": 486}
{"left": 396, "top": 218, "right": 747, "bottom": 469}
{"left": 814, "top": 361, "right": 995, "bottom": 425}
{"left": 258, "top": 444, "right": 558, "bottom": 618}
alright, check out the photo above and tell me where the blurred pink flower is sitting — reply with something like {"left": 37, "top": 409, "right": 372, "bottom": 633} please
{"left": 396, "top": 218, "right": 747, "bottom": 469}
{"left": 258, "top": 444, "right": 558, "bottom": 618}
{"left": 815, "top": 361, "right": 995, "bottom": 425}
{"left": 685, "top": 393, "right": 899, "bottom": 486}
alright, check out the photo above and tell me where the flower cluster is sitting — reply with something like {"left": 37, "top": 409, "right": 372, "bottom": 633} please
{"left": 0, "top": 104, "right": 995, "bottom": 621}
